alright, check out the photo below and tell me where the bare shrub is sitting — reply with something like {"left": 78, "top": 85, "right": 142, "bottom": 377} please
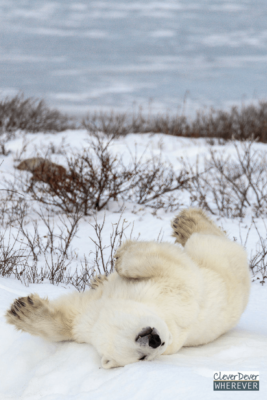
{"left": 5, "top": 134, "right": 266, "bottom": 219}
{"left": 0, "top": 228, "right": 29, "bottom": 279}
{"left": 0, "top": 94, "right": 76, "bottom": 133}
{"left": 88, "top": 212, "right": 134, "bottom": 276}
{"left": 0, "top": 136, "right": 12, "bottom": 156}
{"left": 1, "top": 94, "right": 267, "bottom": 141}
{"left": 46, "top": 137, "right": 69, "bottom": 155}
{"left": 64, "top": 211, "right": 137, "bottom": 291}
{"left": 239, "top": 220, "right": 267, "bottom": 286}
{"left": 0, "top": 207, "right": 136, "bottom": 291}
{"left": 184, "top": 139, "right": 267, "bottom": 218}
{"left": 83, "top": 111, "right": 129, "bottom": 136}
{"left": 0, "top": 209, "right": 81, "bottom": 285}
{"left": 189, "top": 103, "right": 267, "bottom": 142}
{"left": 83, "top": 101, "right": 267, "bottom": 142}
{"left": 0, "top": 188, "right": 29, "bottom": 228}
{"left": 11, "top": 134, "right": 191, "bottom": 215}
{"left": 83, "top": 109, "right": 191, "bottom": 138}
{"left": 25, "top": 134, "right": 135, "bottom": 214}
{"left": 18, "top": 210, "right": 81, "bottom": 285}
{"left": 249, "top": 221, "right": 267, "bottom": 285}
{"left": 125, "top": 152, "right": 190, "bottom": 210}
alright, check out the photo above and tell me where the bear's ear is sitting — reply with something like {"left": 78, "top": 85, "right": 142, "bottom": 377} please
{"left": 101, "top": 356, "right": 119, "bottom": 369}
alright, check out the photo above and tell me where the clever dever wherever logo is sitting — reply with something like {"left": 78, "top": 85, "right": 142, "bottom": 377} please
{"left": 213, "top": 372, "right": 259, "bottom": 391}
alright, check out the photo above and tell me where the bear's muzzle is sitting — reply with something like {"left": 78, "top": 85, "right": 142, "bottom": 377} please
{"left": 135, "top": 327, "right": 162, "bottom": 348}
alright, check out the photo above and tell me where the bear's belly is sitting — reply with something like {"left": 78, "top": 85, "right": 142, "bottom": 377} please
{"left": 184, "top": 268, "right": 247, "bottom": 346}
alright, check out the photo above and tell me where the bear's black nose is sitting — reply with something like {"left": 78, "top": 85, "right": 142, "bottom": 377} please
{"left": 136, "top": 327, "right": 162, "bottom": 348}
{"left": 149, "top": 333, "right": 161, "bottom": 348}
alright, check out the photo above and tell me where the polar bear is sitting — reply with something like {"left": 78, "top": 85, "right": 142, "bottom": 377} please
{"left": 6, "top": 208, "right": 250, "bottom": 369}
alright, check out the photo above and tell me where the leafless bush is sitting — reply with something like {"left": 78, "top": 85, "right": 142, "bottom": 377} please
{"left": 124, "top": 147, "right": 190, "bottom": 209}
{"left": 1, "top": 94, "right": 267, "bottom": 141}
{"left": 46, "top": 137, "right": 69, "bottom": 155}
{"left": 189, "top": 103, "right": 267, "bottom": 142}
{"left": 0, "top": 228, "right": 29, "bottom": 278}
{"left": 184, "top": 139, "right": 267, "bottom": 218}
{"left": 0, "top": 207, "right": 136, "bottom": 291}
{"left": 5, "top": 133, "right": 266, "bottom": 219}
{"left": 83, "top": 111, "right": 129, "bottom": 136}
{"left": 249, "top": 222, "right": 267, "bottom": 285}
{"left": 82, "top": 108, "right": 192, "bottom": 138}
{"left": 64, "top": 212, "right": 137, "bottom": 291}
{"left": 0, "top": 189, "right": 29, "bottom": 228}
{"left": 0, "top": 137, "right": 11, "bottom": 156}
{"left": 0, "top": 209, "right": 81, "bottom": 285}
{"left": 24, "top": 135, "right": 135, "bottom": 214}
{"left": 239, "top": 220, "right": 267, "bottom": 286}
{"left": 11, "top": 134, "right": 191, "bottom": 215}
{"left": 18, "top": 210, "right": 81, "bottom": 284}
{"left": 0, "top": 94, "right": 76, "bottom": 134}
{"left": 89, "top": 212, "right": 135, "bottom": 276}
{"left": 83, "top": 101, "right": 267, "bottom": 142}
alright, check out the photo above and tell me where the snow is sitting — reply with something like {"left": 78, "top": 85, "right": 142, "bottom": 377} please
{"left": 0, "top": 131, "right": 266, "bottom": 399}
{"left": 0, "top": 280, "right": 266, "bottom": 399}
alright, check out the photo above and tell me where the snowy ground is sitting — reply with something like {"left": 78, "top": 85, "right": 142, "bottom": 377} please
{"left": 1, "top": 0, "right": 267, "bottom": 113}
{"left": 0, "top": 131, "right": 266, "bottom": 399}
{"left": 0, "top": 279, "right": 266, "bottom": 400}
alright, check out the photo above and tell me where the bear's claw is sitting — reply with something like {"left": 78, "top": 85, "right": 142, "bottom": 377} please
{"left": 90, "top": 275, "right": 107, "bottom": 289}
{"left": 5, "top": 294, "right": 48, "bottom": 332}
{"left": 171, "top": 208, "right": 224, "bottom": 246}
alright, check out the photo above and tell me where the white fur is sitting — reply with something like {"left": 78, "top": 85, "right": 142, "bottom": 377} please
{"left": 6, "top": 209, "right": 250, "bottom": 369}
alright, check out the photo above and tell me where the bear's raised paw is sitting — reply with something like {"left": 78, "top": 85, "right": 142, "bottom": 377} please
{"left": 171, "top": 208, "right": 224, "bottom": 246}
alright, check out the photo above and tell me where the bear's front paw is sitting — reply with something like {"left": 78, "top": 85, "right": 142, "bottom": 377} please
{"left": 115, "top": 257, "right": 142, "bottom": 279}
{"left": 114, "top": 257, "right": 126, "bottom": 277}
{"left": 114, "top": 240, "right": 146, "bottom": 279}
{"left": 114, "top": 245, "right": 133, "bottom": 278}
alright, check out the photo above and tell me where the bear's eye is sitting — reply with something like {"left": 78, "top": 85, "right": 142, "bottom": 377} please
{"left": 139, "top": 355, "right": 146, "bottom": 361}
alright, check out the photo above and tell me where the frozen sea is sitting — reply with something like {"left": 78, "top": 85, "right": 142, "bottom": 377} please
{"left": 0, "top": 0, "right": 267, "bottom": 114}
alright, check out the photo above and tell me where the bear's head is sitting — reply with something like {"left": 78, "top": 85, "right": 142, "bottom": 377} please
{"left": 91, "top": 300, "right": 172, "bottom": 369}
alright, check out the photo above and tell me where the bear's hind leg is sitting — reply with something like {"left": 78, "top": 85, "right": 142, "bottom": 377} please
{"left": 171, "top": 208, "right": 225, "bottom": 246}
{"left": 6, "top": 293, "right": 73, "bottom": 342}
{"left": 90, "top": 274, "right": 107, "bottom": 290}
